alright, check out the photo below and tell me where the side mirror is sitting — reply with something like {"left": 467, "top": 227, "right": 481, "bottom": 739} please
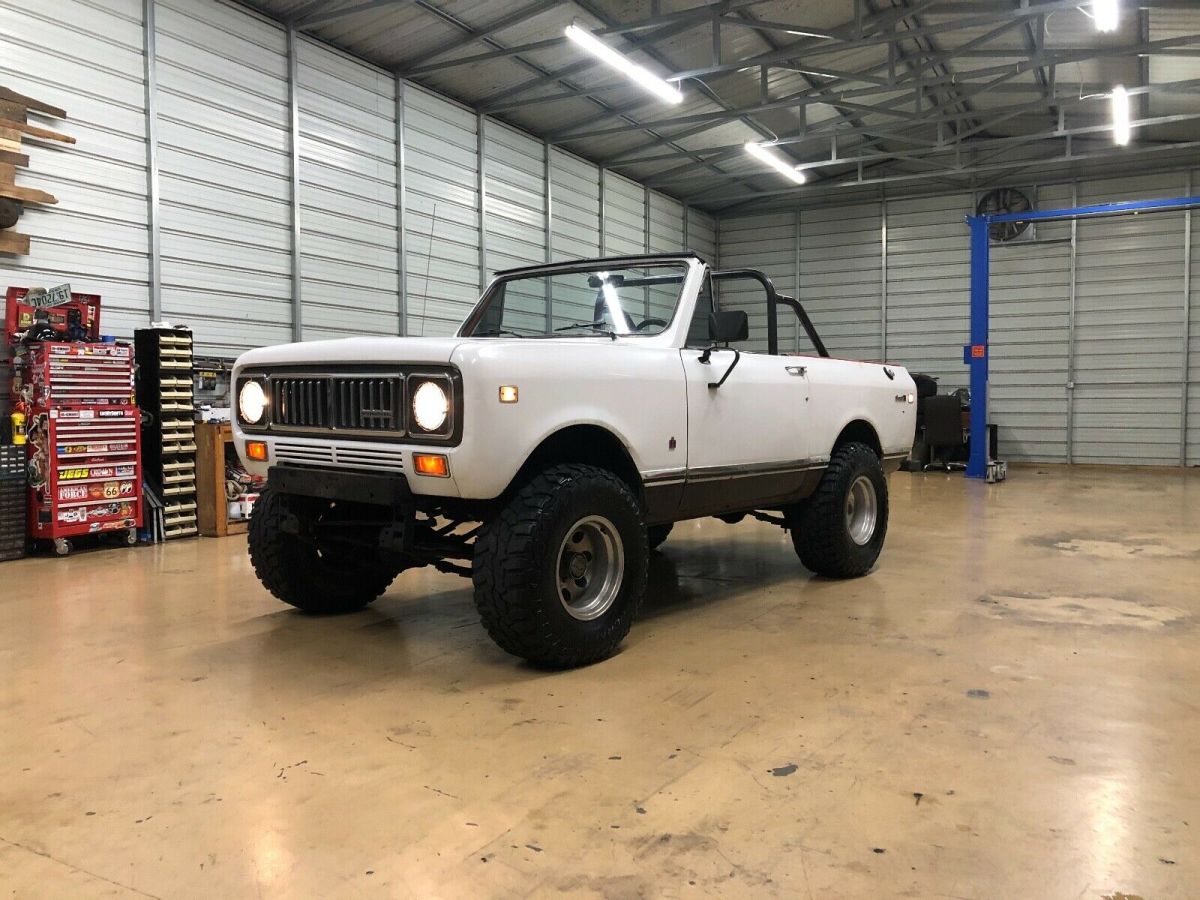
{"left": 709, "top": 310, "right": 748, "bottom": 344}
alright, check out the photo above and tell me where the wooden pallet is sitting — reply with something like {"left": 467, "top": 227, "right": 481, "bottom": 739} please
{"left": 0, "top": 84, "right": 71, "bottom": 256}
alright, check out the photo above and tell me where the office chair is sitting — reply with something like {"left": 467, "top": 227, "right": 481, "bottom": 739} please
{"left": 923, "top": 394, "right": 967, "bottom": 471}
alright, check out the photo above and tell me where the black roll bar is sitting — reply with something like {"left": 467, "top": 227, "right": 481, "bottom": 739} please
{"left": 711, "top": 269, "right": 830, "bottom": 358}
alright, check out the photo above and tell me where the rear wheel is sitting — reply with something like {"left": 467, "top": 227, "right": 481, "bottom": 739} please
{"left": 787, "top": 442, "right": 888, "bottom": 578}
{"left": 647, "top": 523, "right": 673, "bottom": 551}
{"left": 472, "top": 464, "right": 647, "bottom": 668}
{"left": 249, "top": 487, "right": 408, "bottom": 614}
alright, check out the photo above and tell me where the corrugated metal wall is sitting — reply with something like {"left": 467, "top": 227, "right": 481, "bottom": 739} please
{"left": 686, "top": 209, "right": 718, "bottom": 266}
{"left": 155, "top": 0, "right": 292, "bottom": 357}
{"left": 800, "top": 201, "right": 882, "bottom": 361}
{"left": 297, "top": 37, "right": 399, "bottom": 341}
{"left": 718, "top": 171, "right": 1200, "bottom": 467}
{"left": 0, "top": 0, "right": 150, "bottom": 412}
{"left": 884, "top": 193, "right": 972, "bottom": 389}
{"left": 483, "top": 120, "right": 546, "bottom": 334}
{"left": 1073, "top": 173, "right": 1187, "bottom": 465}
{"left": 401, "top": 85, "right": 479, "bottom": 337}
{"left": 602, "top": 172, "right": 646, "bottom": 257}
{"left": 988, "top": 184, "right": 1072, "bottom": 463}
{"left": 1189, "top": 171, "right": 1200, "bottom": 465}
{"left": 0, "top": 0, "right": 150, "bottom": 333}
{"left": 647, "top": 191, "right": 685, "bottom": 322}
{"left": 718, "top": 213, "right": 798, "bottom": 350}
{"left": 550, "top": 148, "right": 600, "bottom": 261}
{"left": 2, "top": 0, "right": 708, "bottom": 428}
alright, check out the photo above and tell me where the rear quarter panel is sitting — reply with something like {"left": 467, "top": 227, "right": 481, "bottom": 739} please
{"left": 802, "top": 357, "right": 917, "bottom": 459}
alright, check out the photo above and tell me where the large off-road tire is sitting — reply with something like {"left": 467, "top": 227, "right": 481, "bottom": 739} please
{"left": 647, "top": 523, "right": 673, "bottom": 551}
{"left": 472, "top": 464, "right": 648, "bottom": 668}
{"left": 788, "top": 442, "right": 888, "bottom": 578}
{"left": 249, "top": 487, "right": 406, "bottom": 614}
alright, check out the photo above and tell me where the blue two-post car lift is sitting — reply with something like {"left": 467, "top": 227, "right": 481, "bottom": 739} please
{"left": 964, "top": 193, "right": 1200, "bottom": 479}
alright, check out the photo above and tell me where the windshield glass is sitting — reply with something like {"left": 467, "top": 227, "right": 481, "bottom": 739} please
{"left": 465, "top": 262, "right": 688, "bottom": 337}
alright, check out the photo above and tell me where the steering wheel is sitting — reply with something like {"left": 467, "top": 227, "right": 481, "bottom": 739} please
{"left": 635, "top": 317, "right": 668, "bottom": 332}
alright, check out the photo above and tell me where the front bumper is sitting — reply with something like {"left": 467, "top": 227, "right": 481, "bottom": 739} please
{"left": 233, "top": 428, "right": 463, "bottom": 500}
{"left": 268, "top": 465, "right": 414, "bottom": 507}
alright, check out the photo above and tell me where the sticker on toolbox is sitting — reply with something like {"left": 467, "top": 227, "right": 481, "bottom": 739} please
{"left": 58, "top": 484, "right": 88, "bottom": 501}
{"left": 84, "top": 481, "right": 134, "bottom": 499}
{"left": 60, "top": 465, "right": 123, "bottom": 479}
{"left": 57, "top": 442, "right": 134, "bottom": 455}
{"left": 57, "top": 410, "right": 95, "bottom": 420}
{"left": 99, "top": 409, "right": 128, "bottom": 418}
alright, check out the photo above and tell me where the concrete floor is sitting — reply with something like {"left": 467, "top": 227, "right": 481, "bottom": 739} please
{"left": 1, "top": 467, "right": 1198, "bottom": 899}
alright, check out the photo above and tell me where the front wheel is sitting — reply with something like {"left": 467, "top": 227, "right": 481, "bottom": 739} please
{"left": 248, "top": 487, "right": 408, "bottom": 614}
{"left": 472, "top": 464, "right": 647, "bottom": 668}
{"left": 787, "top": 442, "right": 888, "bottom": 578}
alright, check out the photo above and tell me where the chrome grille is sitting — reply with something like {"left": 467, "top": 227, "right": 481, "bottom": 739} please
{"left": 268, "top": 375, "right": 402, "bottom": 435}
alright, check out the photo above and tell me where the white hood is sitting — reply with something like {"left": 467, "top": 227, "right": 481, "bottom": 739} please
{"left": 235, "top": 336, "right": 466, "bottom": 369}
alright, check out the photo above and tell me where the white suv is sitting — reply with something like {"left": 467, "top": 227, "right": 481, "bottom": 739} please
{"left": 233, "top": 254, "right": 916, "bottom": 667}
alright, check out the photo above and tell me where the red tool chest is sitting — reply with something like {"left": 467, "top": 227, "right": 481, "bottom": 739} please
{"left": 18, "top": 342, "right": 143, "bottom": 553}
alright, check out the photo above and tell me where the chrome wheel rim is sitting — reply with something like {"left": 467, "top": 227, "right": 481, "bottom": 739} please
{"left": 845, "top": 476, "right": 878, "bottom": 546}
{"left": 556, "top": 515, "right": 625, "bottom": 621}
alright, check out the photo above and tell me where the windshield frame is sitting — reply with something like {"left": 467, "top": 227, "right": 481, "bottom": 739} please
{"left": 457, "top": 255, "right": 700, "bottom": 340}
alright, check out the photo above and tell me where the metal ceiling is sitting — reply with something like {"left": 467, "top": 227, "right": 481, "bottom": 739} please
{"left": 238, "top": 0, "right": 1200, "bottom": 212}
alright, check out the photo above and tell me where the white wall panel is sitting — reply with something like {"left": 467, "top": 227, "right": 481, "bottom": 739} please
{"left": 647, "top": 191, "right": 685, "bottom": 322}
{"left": 484, "top": 121, "right": 545, "bottom": 334}
{"left": 718, "top": 175, "right": 1200, "bottom": 466}
{"left": 988, "top": 184, "right": 1072, "bottom": 463}
{"left": 1188, "top": 170, "right": 1200, "bottom": 466}
{"left": 799, "top": 202, "right": 882, "bottom": 361}
{"left": 602, "top": 172, "right": 645, "bottom": 256}
{"left": 154, "top": 0, "right": 292, "bottom": 356}
{"left": 550, "top": 148, "right": 599, "bottom": 261}
{"left": 403, "top": 85, "right": 479, "bottom": 336}
{"left": 885, "top": 193, "right": 972, "bottom": 391}
{"left": 0, "top": 0, "right": 150, "bottom": 341}
{"left": 717, "top": 213, "right": 797, "bottom": 352}
{"left": 686, "top": 209, "right": 717, "bottom": 266}
{"left": 1072, "top": 173, "right": 1187, "bottom": 465}
{"left": 297, "top": 37, "right": 398, "bottom": 340}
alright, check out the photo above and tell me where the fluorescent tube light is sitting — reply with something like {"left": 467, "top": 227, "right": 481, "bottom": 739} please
{"left": 1111, "top": 84, "right": 1131, "bottom": 145}
{"left": 744, "top": 142, "right": 807, "bottom": 184}
{"left": 564, "top": 24, "right": 683, "bottom": 104}
{"left": 1093, "top": 0, "right": 1118, "bottom": 32}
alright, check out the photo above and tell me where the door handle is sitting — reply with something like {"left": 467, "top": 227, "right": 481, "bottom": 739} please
{"left": 785, "top": 366, "right": 806, "bottom": 377}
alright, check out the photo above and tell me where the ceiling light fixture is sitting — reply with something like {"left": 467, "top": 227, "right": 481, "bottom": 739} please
{"left": 1111, "top": 84, "right": 1131, "bottom": 145}
{"left": 744, "top": 142, "right": 807, "bottom": 184}
{"left": 1092, "top": 0, "right": 1119, "bottom": 32}
{"left": 564, "top": 24, "right": 683, "bottom": 104}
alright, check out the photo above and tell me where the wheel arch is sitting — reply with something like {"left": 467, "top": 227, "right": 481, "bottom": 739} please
{"left": 507, "top": 423, "right": 643, "bottom": 500}
{"left": 833, "top": 418, "right": 883, "bottom": 458}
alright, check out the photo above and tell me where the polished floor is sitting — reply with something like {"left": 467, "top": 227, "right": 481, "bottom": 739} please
{"left": 2, "top": 466, "right": 1198, "bottom": 899}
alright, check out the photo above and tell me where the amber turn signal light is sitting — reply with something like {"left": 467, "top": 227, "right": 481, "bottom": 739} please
{"left": 413, "top": 453, "right": 450, "bottom": 478}
{"left": 246, "top": 440, "right": 268, "bottom": 461}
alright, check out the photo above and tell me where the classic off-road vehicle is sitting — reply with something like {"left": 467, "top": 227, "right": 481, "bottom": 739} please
{"left": 233, "top": 254, "right": 916, "bottom": 667}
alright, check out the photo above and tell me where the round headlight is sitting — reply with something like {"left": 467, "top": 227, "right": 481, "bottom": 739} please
{"left": 412, "top": 380, "right": 449, "bottom": 433}
{"left": 239, "top": 380, "right": 267, "bottom": 425}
